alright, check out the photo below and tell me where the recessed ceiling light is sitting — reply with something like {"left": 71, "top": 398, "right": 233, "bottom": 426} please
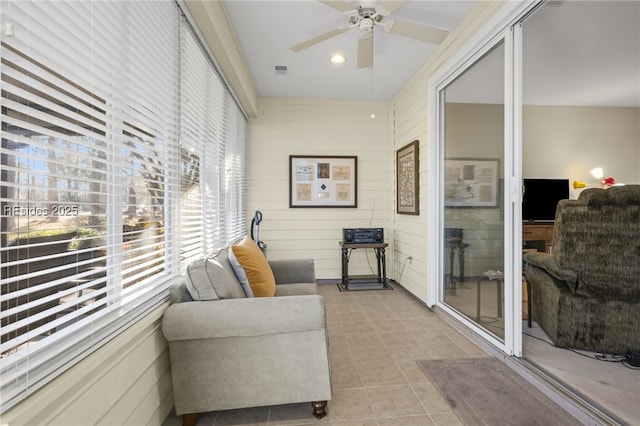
{"left": 329, "top": 54, "right": 346, "bottom": 64}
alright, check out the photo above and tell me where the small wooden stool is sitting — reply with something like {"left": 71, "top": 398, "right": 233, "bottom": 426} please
{"left": 476, "top": 271, "right": 503, "bottom": 321}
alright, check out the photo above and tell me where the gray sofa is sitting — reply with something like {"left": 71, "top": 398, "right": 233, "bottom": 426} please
{"left": 162, "top": 248, "right": 332, "bottom": 426}
{"left": 524, "top": 185, "right": 640, "bottom": 354}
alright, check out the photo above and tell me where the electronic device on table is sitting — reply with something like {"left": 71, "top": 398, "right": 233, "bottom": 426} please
{"left": 342, "top": 228, "right": 384, "bottom": 244}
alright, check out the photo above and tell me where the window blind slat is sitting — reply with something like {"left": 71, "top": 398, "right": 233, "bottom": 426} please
{"left": 7, "top": 1, "right": 126, "bottom": 85}
{"left": 1, "top": 53, "right": 109, "bottom": 120}
{"left": 0, "top": 117, "right": 109, "bottom": 158}
{"left": 1, "top": 85, "right": 107, "bottom": 137}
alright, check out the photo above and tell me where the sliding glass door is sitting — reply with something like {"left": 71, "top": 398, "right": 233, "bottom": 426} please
{"left": 431, "top": 1, "right": 639, "bottom": 419}
{"left": 439, "top": 40, "right": 507, "bottom": 341}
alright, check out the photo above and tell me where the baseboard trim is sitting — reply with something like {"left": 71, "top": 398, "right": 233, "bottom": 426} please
{"left": 316, "top": 278, "right": 399, "bottom": 285}
{"left": 316, "top": 279, "right": 341, "bottom": 285}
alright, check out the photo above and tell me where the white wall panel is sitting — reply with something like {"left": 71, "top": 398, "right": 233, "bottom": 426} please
{"left": 247, "top": 98, "right": 391, "bottom": 279}
{"left": 2, "top": 306, "right": 172, "bottom": 426}
{"left": 390, "top": 1, "right": 508, "bottom": 302}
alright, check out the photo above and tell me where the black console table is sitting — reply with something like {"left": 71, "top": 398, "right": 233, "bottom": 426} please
{"left": 340, "top": 242, "right": 391, "bottom": 290}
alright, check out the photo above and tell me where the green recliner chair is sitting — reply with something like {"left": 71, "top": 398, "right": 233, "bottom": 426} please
{"left": 524, "top": 185, "right": 640, "bottom": 354}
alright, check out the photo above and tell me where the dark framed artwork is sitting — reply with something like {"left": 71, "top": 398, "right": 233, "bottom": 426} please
{"left": 444, "top": 158, "right": 500, "bottom": 207}
{"left": 289, "top": 155, "right": 357, "bottom": 207}
{"left": 396, "top": 140, "right": 419, "bottom": 215}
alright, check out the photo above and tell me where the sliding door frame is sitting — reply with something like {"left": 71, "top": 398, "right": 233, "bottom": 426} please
{"left": 427, "top": 1, "right": 540, "bottom": 356}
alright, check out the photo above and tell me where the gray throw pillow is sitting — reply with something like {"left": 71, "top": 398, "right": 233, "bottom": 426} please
{"left": 185, "top": 258, "right": 219, "bottom": 301}
{"left": 228, "top": 247, "right": 255, "bottom": 298}
{"left": 184, "top": 252, "right": 246, "bottom": 301}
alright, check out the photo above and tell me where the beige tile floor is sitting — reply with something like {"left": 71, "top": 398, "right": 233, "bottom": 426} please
{"left": 163, "top": 282, "right": 491, "bottom": 425}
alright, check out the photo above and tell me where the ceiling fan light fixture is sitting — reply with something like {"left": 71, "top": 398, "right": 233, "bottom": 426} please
{"left": 359, "top": 17, "right": 374, "bottom": 33}
{"left": 329, "top": 54, "right": 346, "bottom": 64}
{"left": 346, "top": 10, "right": 359, "bottom": 25}
{"left": 290, "top": 1, "right": 448, "bottom": 66}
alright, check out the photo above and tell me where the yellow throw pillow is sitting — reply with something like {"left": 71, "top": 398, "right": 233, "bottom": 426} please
{"left": 229, "top": 236, "right": 276, "bottom": 297}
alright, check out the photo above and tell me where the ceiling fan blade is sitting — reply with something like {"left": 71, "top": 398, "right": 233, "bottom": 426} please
{"left": 290, "top": 26, "right": 350, "bottom": 52}
{"left": 384, "top": 19, "right": 449, "bottom": 44}
{"left": 318, "top": 0, "right": 357, "bottom": 13}
{"left": 357, "top": 33, "right": 373, "bottom": 69}
{"left": 376, "top": 1, "right": 410, "bottom": 14}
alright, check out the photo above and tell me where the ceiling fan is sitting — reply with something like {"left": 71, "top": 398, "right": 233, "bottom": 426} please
{"left": 289, "top": 0, "right": 449, "bottom": 69}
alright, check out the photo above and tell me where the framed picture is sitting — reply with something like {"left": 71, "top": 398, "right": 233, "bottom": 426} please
{"left": 289, "top": 155, "right": 357, "bottom": 207}
{"left": 396, "top": 140, "right": 419, "bottom": 215}
{"left": 445, "top": 158, "right": 500, "bottom": 207}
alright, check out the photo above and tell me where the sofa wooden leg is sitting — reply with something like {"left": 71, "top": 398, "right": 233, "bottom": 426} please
{"left": 311, "top": 401, "right": 327, "bottom": 419}
{"left": 182, "top": 413, "right": 198, "bottom": 426}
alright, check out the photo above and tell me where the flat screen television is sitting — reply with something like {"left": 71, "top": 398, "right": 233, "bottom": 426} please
{"left": 522, "top": 178, "right": 570, "bottom": 222}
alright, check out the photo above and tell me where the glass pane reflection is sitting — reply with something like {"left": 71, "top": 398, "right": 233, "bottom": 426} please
{"left": 441, "top": 42, "right": 506, "bottom": 340}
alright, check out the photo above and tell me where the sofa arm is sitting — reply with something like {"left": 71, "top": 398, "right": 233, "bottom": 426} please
{"left": 269, "top": 258, "right": 316, "bottom": 284}
{"left": 162, "top": 295, "right": 325, "bottom": 341}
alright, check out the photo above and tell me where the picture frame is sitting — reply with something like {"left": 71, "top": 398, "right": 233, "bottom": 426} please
{"left": 289, "top": 155, "right": 357, "bottom": 208}
{"left": 444, "top": 158, "right": 500, "bottom": 207}
{"left": 396, "top": 140, "right": 419, "bottom": 215}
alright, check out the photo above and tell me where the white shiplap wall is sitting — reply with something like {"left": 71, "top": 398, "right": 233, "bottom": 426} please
{"left": 2, "top": 306, "right": 173, "bottom": 425}
{"left": 390, "top": 1, "right": 509, "bottom": 303}
{"left": 247, "top": 97, "right": 392, "bottom": 279}
{"left": 245, "top": 4, "right": 511, "bottom": 291}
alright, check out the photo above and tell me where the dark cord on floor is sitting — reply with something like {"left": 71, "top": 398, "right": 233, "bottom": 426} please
{"left": 523, "top": 331, "right": 640, "bottom": 369}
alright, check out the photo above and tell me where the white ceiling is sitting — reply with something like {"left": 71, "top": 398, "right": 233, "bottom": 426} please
{"left": 223, "top": 0, "right": 477, "bottom": 100}
{"left": 223, "top": 0, "right": 640, "bottom": 106}
{"left": 523, "top": 0, "right": 640, "bottom": 107}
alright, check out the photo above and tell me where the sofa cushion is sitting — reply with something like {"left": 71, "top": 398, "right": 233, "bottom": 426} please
{"left": 184, "top": 249, "right": 246, "bottom": 301}
{"left": 229, "top": 236, "right": 276, "bottom": 297}
{"left": 274, "top": 283, "right": 319, "bottom": 297}
{"left": 269, "top": 258, "right": 316, "bottom": 284}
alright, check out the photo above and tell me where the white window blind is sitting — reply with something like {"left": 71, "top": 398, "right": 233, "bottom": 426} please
{"left": 1, "top": 0, "right": 180, "bottom": 411}
{"left": 179, "top": 21, "right": 246, "bottom": 260}
{"left": 179, "top": 143, "right": 203, "bottom": 263}
{"left": 1, "top": 1, "right": 247, "bottom": 412}
{"left": 226, "top": 100, "right": 247, "bottom": 242}
{"left": 178, "top": 24, "right": 212, "bottom": 264}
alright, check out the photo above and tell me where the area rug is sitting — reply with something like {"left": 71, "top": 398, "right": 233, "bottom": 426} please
{"left": 417, "top": 357, "right": 583, "bottom": 426}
